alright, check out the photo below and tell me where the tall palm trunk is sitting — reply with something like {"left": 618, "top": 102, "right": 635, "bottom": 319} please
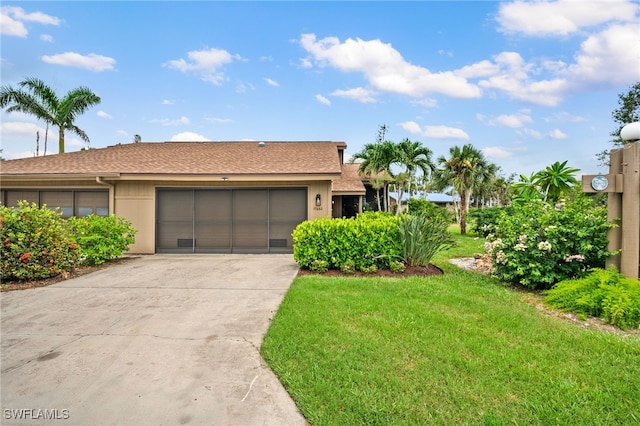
{"left": 58, "top": 127, "right": 65, "bottom": 154}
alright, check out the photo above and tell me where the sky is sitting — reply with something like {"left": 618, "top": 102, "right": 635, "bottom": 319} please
{"left": 1, "top": 1, "right": 639, "bottom": 178}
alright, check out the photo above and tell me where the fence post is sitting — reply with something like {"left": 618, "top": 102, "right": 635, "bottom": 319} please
{"left": 620, "top": 142, "right": 640, "bottom": 279}
{"left": 606, "top": 148, "right": 623, "bottom": 271}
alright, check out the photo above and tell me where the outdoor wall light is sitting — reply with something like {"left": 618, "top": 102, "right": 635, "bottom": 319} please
{"left": 315, "top": 193, "right": 321, "bottom": 207}
{"left": 222, "top": 177, "right": 229, "bottom": 181}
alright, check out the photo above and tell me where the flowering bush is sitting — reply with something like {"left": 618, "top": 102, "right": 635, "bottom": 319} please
{"left": 485, "top": 195, "right": 612, "bottom": 289}
{"left": 0, "top": 201, "right": 80, "bottom": 281}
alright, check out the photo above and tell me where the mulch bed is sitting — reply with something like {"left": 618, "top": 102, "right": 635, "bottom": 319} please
{"left": 297, "top": 263, "right": 444, "bottom": 278}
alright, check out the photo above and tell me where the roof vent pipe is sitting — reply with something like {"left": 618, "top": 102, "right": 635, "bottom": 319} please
{"left": 258, "top": 141, "right": 266, "bottom": 148}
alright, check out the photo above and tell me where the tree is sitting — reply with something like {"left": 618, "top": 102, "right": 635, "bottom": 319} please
{"left": 511, "top": 172, "right": 541, "bottom": 202}
{"left": 611, "top": 82, "right": 640, "bottom": 146}
{"left": 395, "top": 138, "right": 434, "bottom": 212}
{"left": 435, "top": 144, "right": 487, "bottom": 235}
{"left": 534, "top": 160, "right": 580, "bottom": 203}
{"left": 0, "top": 77, "right": 101, "bottom": 154}
{"left": 597, "top": 81, "right": 640, "bottom": 165}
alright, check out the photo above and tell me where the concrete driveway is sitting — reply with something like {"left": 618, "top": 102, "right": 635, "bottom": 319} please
{"left": 1, "top": 255, "right": 306, "bottom": 426}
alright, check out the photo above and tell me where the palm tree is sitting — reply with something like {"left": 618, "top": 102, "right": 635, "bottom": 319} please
{"left": 535, "top": 160, "right": 580, "bottom": 202}
{"left": 435, "top": 144, "right": 487, "bottom": 235}
{"left": 471, "top": 162, "right": 499, "bottom": 208}
{"left": 511, "top": 172, "right": 541, "bottom": 202}
{"left": 0, "top": 77, "right": 101, "bottom": 154}
{"left": 396, "top": 138, "right": 434, "bottom": 208}
{"left": 351, "top": 140, "right": 398, "bottom": 212}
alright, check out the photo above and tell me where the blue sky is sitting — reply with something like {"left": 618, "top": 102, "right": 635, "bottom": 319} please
{"left": 1, "top": 1, "right": 638, "bottom": 178}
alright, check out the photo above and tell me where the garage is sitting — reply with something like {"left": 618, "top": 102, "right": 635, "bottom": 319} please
{"left": 156, "top": 188, "right": 307, "bottom": 254}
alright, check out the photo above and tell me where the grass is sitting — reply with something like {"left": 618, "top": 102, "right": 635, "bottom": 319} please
{"left": 262, "top": 226, "right": 640, "bottom": 425}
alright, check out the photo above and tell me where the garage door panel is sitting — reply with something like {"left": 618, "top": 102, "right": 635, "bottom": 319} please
{"left": 233, "top": 190, "right": 268, "bottom": 250}
{"left": 195, "top": 224, "right": 231, "bottom": 251}
{"left": 157, "top": 190, "right": 194, "bottom": 252}
{"left": 195, "top": 190, "right": 232, "bottom": 252}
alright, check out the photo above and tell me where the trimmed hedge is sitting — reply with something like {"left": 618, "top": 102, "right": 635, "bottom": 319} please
{"left": 293, "top": 212, "right": 401, "bottom": 271}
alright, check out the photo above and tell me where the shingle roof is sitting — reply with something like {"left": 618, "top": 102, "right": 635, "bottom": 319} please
{"left": 0, "top": 141, "right": 344, "bottom": 176}
{"left": 332, "top": 163, "right": 366, "bottom": 194}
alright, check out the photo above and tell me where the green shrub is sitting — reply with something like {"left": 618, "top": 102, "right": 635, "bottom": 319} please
{"left": 340, "top": 259, "right": 356, "bottom": 274}
{"left": 0, "top": 201, "right": 80, "bottom": 280}
{"left": 68, "top": 214, "right": 137, "bottom": 265}
{"left": 544, "top": 268, "right": 640, "bottom": 329}
{"left": 407, "top": 198, "right": 454, "bottom": 223}
{"left": 293, "top": 211, "right": 401, "bottom": 271}
{"left": 485, "top": 195, "right": 612, "bottom": 289}
{"left": 360, "top": 264, "right": 378, "bottom": 274}
{"left": 389, "top": 260, "right": 406, "bottom": 274}
{"left": 310, "top": 260, "right": 329, "bottom": 273}
{"left": 468, "top": 206, "right": 513, "bottom": 237}
{"left": 398, "top": 213, "right": 454, "bottom": 267}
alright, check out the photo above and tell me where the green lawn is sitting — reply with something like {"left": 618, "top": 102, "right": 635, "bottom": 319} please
{"left": 262, "top": 229, "right": 640, "bottom": 425}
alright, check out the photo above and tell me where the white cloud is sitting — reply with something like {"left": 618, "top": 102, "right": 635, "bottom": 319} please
{"left": 487, "top": 112, "right": 533, "bottom": 128}
{"left": 264, "top": 77, "right": 279, "bottom": 87}
{"left": 549, "top": 129, "right": 568, "bottom": 139}
{"left": 299, "top": 57, "right": 312, "bottom": 68}
{"left": 41, "top": 52, "right": 116, "bottom": 72}
{"left": 315, "top": 94, "right": 331, "bottom": 106}
{"left": 0, "top": 11, "right": 27, "bottom": 37}
{"left": 562, "top": 23, "right": 640, "bottom": 86}
{"left": 522, "top": 128, "right": 542, "bottom": 139}
{"left": 164, "top": 47, "right": 242, "bottom": 85}
{"left": 204, "top": 116, "right": 233, "bottom": 124}
{"left": 236, "top": 83, "right": 256, "bottom": 93}
{"left": 40, "top": 34, "right": 53, "bottom": 42}
{"left": 161, "top": 99, "right": 174, "bottom": 105}
{"left": 422, "top": 125, "right": 470, "bottom": 140}
{"left": 299, "top": 33, "right": 481, "bottom": 99}
{"left": 8, "top": 150, "right": 38, "bottom": 160}
{"left": 151, "top": 116, "right": 190, "bottom": 126}
{"left": 544, "top": 112, "right": 585, "bottom": 123}
{"left": 400, "top": 121, "right": 470, "bottom": 140}
{"left": 483, "top": 146, "right": 513, "bottom": 160}
{"left": 170, "top": 132, "right": 209, "bottom": 141}
{"left": 1, "top": 121, "right": 44, "bottom": 135}
{"left": 411, "top": 98, "right": 438, "bottom": 108}
{"left": 67, "top": 137, "right": 84, "bottom": 147}
{"left": 97, "top": 110, "right": 112, "bottom": 119}
{"left": 497, "top": 0, "right": 639, "bottom": 36}
{"left": 0, "top": 6, "right": 60, "bottom": 37}
{"left": 400, "top": 121, "right": 423, "bottom": 135}
{"left": 477, "top": 51, "right": 568, "bottom": 106}
{"left": 331, "top": 87, "right": 376, "bottom": 103}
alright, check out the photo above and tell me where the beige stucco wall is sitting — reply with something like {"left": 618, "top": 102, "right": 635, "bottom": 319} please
{"left": 1, "top": 177, "right": 333, "bottom": 254}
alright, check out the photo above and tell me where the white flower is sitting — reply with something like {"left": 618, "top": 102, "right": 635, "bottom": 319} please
{"left": 514, "top": 243, "right": 527, "bottom": 251}
{"left": 537, "top": 241, "right": 552, "bottom": 251}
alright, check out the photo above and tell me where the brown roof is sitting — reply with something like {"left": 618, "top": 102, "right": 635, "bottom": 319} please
{"left": 332, "top": 163, "right": 366, "bottom": 194}
{"left": 0, "top": 141, "right": 344, "bottom": 176}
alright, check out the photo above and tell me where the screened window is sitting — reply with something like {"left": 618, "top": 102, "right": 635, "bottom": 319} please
{"left": 2, "top": 190, "right": 109, "bottom": 218}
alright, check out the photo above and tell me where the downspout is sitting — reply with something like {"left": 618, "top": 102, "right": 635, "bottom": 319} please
{"left": 95, "top": 176, "right": 115, "bottom": 215}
